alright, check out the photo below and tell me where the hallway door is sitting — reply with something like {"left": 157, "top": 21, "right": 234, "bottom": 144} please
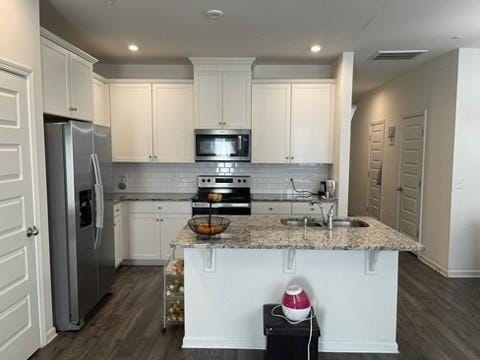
{"left": 367, "top": 121, "right": 384, "bottom": 219}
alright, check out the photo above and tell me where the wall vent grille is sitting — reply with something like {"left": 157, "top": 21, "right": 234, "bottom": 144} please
{"left": 371, "top": 50, "right": 428, "bottom": 61}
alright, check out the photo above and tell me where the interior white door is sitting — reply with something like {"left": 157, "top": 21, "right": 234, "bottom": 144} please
{"left": 110, "top": 83, "right": 153, "bottom": 162}
{"left": 152, "top": 84, "right": 194, "bottom": 162}
{"left": 160, "top": 214, "right": 190, "bottom": 260}
{"left": 398, "top": 114, "right": 425, "bottom": 240}
{"left": 68, "top": 53, "right": 94, "bottom": 121}
{"left": 222, "top": 72, "right": 251, "bottom": 129}
{"left": 0, "top": 69, "right": 40, "bottom": 359}
{"left": 195, "top": 71, "right": 222, "bottom": 128}
{"left": 290, "top": 84, "right": 334, "bottom": 163}
{"left": 128, "top": 213, "right": 162, "bottom": 260}
{"left": 367, "top": 121, "right": 385, "bottom": 219}
{"left": 40, "top": 38, "right": 70, "bottom": 118}
{"left": 252, "top": 84, "right": 291, "bottom": 163}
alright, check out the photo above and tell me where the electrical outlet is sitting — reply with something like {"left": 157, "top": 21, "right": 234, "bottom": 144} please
{"left": 455, "top": 177, "right": 464, "bottom": 190}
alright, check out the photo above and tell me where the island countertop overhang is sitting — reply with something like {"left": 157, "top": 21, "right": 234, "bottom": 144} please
{"left": 173, "top": 215, "right": 424, "bottom": 252}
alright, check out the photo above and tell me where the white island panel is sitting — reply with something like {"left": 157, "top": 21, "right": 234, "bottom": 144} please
{"left": 183, "top": 248, "right": 399, "bottom": 353}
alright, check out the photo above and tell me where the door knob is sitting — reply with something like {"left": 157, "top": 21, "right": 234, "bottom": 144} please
{"left": 26, "top": 226, "right": 39, "bottom": 237}
{"left": 396, "top": 186, "right": 403, "bottom": 192}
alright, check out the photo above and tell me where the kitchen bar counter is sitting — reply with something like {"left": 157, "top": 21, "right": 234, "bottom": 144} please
{"left": 174, "top": 215, "right": 423, "bottom": 252}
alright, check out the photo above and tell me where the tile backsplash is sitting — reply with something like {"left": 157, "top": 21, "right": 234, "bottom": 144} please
{"left": 113, "top": 163, "right": 331, "bottom": 194}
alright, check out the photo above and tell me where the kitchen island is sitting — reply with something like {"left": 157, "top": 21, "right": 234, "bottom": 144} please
{"left": 173, "top": 215, "right": 423, "bottom": 354}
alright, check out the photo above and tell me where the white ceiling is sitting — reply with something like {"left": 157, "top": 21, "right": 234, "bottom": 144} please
{"left": 40, "top": 0, "right": 480, "bottom": 98}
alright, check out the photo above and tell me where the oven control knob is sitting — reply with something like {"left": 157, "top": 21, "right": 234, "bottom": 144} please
{"left": 207, "top": 179, "right": 211, "bottom": 182}
{"left": 202, "top": 179, "right": 205, "bottom": 182}
{"left": 238, "top": 179, "right": 241, "bottom": 183}
{"left": 243, "top": 179, "right": 247, "bottom": 183}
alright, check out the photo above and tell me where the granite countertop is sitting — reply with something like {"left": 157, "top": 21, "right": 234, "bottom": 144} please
{"left": 251, "top": 194, "right": 336, "bottom": 203}
{"left": 113, "top": 192, "right": 195, "bottom": 203}
{"left": 174, "top": 215, "right": 424, "bottom": 252}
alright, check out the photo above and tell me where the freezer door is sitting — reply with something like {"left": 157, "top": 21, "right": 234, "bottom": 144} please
{"left": 94, "top": 125, "right": 115, "bottom": 299}
{"left": 64, "top": 121, "right": 98, "bottom": 326}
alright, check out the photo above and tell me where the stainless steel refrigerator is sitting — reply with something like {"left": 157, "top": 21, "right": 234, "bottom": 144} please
{"left": 44, "top": 119, "right": 114, "bottom": 331}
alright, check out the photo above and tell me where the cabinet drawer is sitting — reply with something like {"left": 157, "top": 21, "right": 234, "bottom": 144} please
{"left": 292, "top": 202, "right": 336, "bottom": 215}
{"left": 128, "top": 201, "right": 191, "bottom": 214}
{"left": 252, "top": 202, "right": 292, "bottom": 215}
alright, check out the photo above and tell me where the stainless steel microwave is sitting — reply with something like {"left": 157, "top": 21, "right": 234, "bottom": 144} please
{"left": 195, "top": 129, "right": 251, "bottom": 162}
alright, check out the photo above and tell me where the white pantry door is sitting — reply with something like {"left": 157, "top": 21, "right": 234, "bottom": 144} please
{"left": 398, "top": 114, "right": 425, "bottom": 240}
{"left": 367, "top": 121, "right": 385, "bottom": 219}
{"left": 0, "top": 69, "right": 40, "bottom": 359}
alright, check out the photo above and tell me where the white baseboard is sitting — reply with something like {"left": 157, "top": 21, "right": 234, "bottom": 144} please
{"left": 418, "top": 255, "right": 448, "bottom": 277}
{"left": 45, "top": 326, "right": 57, "bottom": 345}
{"left": 418, "top": 255, "right": 480, "bottom": 278}
{"left": 446, "top": 269, "right": 480, "bottom": 278}
{"left": 182, "top": 337, "right": 398, "bottom": 354}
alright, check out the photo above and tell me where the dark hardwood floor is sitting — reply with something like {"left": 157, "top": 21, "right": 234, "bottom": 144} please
{"left": 31, "top": 253, "right": 480, "bottom": 360}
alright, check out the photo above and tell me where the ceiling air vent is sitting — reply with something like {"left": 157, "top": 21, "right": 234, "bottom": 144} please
{"left": 371, "top": 50, "right": 428, "bottom": 61}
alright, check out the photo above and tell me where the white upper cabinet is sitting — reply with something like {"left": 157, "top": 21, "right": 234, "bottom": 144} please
{"left": 221, "top": 72, "right": 251, "bottom": 129}
{"left": 41, "top": 39, "right": 70, "bottom": 118}
{"left": 190, "top": 58, "right": 255, "bottom": 129}
{"left": 252, "top": 84, "right": 291, "bottom": 163}
{"left": 110, "top": 83, "right": 153, "bottom": 162}
{"left": 252, "top": 81, "right": 335, "bottom": 164}
{"left": 93, "top": 75, "right": 110, "bottom": 127}
{"left": 291, "top": 84, "right": 334, "bottom": 163}
{"left": 40, "top": 29, "right": 96, "bottom": 121}
{"left": 195, "top": 72, "right": 222, "bottom": 128}
{"left": 152, "top": 84, "right": 194, "bottom": 163}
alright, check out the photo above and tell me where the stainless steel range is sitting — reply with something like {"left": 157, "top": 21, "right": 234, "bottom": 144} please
{"left": 192, "top": 176, "right": 251, "bottom": 215}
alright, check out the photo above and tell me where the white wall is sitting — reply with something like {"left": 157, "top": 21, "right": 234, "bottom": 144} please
{"left": 0, "top": 0, "right": 54, "bottom": 345}
{"left": 333, "top": 52, "right": 354, "bottom": 216}
{"left": 95, "top": 63, "right": 333, "bottom": 80}
{"left": 349, "top": 51, "right": 458, "bottom": 273}
{"left": 113, "top": 163, "right": 330, "bottom": 194}
{"left": 448, "top": 49, "right": 480, "bottom": 276}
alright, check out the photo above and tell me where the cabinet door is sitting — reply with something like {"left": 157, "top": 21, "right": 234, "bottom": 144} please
{"left": 93, "top": 78, "right": 110, "bottom": 126}
{"left": 110, "top": 83, "right": 153, "bottom": 162}
{"left": 160, "top": 214, "right": 190, "bottom": 260}
{"left": 252, "top": 84, "right": 291, "bottom": 163}
{"left": 291, "top": 84, "right": 334, "bottom": 163}
{"left": 128, "top": 213, "right": 162, "bottom": 260}
{"left": 152, "top": 84, "right": 194, "bottom": 162}
{"left": 41, "top": 38, "right": 70, "bottom": 118}
{"left": 195, "top": 71, "right": 222, "bottom": 128}
{"left": 114, "top": 213, "right": 122, "bottom": 268}
{"left": 222, "top": 72, "right": 251, "bottom": 129}
{"left": 68, "top": 52, "right": 94, "bottom": 121}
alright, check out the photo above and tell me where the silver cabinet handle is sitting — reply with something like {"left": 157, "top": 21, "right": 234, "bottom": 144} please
{"left": 160, "top": 219, "right": 164, "bottom": 222}
{"left": 218, "top": 122, "right": 223, "bottom": 125}
{"left": 158, "top": 206, "right": 162, "bottom": 210}
{"left": 26, "top": 226, "right": 39, "bottom": 237}
{"left": 285, "top": 156, "right": 289, "bottom": 160}
{"left": 269, "top": 207, "right": 274, "bottom": 211}
{"left": 290, "top": 156, "right": 294, "bottom": 160}
{"left": 69, "top": 107, "right": 78, "bottom": 111}
{"left": 148, "top": 155, "right": 153, "bottom": 160}
{"left": 156, "top": 218, "right": 160, "bottom": 222}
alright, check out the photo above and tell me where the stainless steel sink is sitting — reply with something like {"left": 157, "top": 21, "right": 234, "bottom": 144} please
{"left": 280, "top": 217, "right": 369, "bottom": 228}
{"left": 280, "top": 217, "right": 323, "bottom": 227}
{"left": 331, "top": 218, "right": 369, "bottom": 228}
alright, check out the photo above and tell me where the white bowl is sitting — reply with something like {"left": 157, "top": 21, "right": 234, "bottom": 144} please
{"left": 281, "top": 305, "right": 311, "bottom": 322}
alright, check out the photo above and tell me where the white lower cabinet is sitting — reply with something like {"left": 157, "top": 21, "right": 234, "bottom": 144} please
{"left": 251, "top": 201, "right": 292, "bottom": 215}
{"left": 126, "top": 201, "right": 190, "bottom": 262}
{"left": 292, "top": 202, "right": 336, "bottom": 216}
{"left": 128, "top": 213, "right": 162, "bottom": 260}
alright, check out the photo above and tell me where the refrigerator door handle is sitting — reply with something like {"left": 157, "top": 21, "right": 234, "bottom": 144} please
{"left": 91, "top": 154, "right": 104, "bottom": 250}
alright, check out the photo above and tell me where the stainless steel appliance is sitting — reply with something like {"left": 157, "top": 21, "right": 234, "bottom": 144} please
{"left": 192, "top": 176, "right": 251, "bottom": 215}
{"left": 44, "top": 119, "right": 114, "bottom": 331}
{"left": 319, "top": 180, "right": 336, "bottom": 199}
{"left": 195, "top": 129, "right": 251, "bottom": 162}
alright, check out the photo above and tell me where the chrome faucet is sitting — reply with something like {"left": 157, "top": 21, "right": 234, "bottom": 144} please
{"left": 311, "top": 202, "right": 335, "bottom": 230}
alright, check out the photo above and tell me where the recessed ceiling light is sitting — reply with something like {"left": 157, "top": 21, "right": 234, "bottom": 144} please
{"left": 128, "top": 44, "right": 139, "bottom": 52}
{"left": 310, "top": 45, "right": 322, "bottom": 53}
{"left": 206, "top": 9, "right": 224, "bottom": 20}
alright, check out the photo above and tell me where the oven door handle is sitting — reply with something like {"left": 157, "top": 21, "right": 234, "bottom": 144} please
{"left": 192, "top": 202, "right": 251, "bottom": 208}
